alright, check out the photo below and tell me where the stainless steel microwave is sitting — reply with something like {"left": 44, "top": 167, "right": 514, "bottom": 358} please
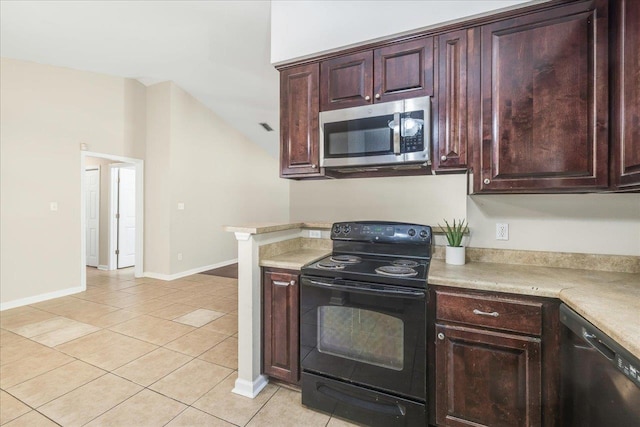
{"left": 319, "top": 96, "right": 431, "bottom": 168}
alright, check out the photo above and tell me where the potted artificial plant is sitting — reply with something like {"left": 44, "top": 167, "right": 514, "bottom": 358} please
{"left": 440, "top": 219, "right": 469, "bottom": 265}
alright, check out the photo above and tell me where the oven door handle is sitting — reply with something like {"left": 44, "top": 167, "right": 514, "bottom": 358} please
{"left": 305, "top": 279, "right": 425, "bottom": 299}
{"left": 317, "top": 383, "right": 407, "bottom": 417}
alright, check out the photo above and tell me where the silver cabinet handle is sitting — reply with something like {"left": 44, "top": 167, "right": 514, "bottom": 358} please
{"left": 483, "top": 178, "right": 491, "bottom": 185}
{"left": 375, "top": 93, "right": 381, "bottom": 99}
{"left": 365, "top": 95, "right": 371, "bottom": 101}
{"left": 437, "top": 332, "right": 445, "bottom": 340}
{"left": 273, "top": 280, "right": 294, "bottom": 287}
{"left": 473, "top": 309, "right": 499, "bottom": 317}
{"left": 441, "top": 155, "right": 447, "bottom": 161}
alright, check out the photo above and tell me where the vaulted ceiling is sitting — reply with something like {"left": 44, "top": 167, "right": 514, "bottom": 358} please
{"left": 0, "top": 1, "right": 280, "bottom": 156}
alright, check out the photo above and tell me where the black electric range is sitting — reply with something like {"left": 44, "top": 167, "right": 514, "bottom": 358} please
{"left": 300, "top": 221, "right": 432, "bottom": 427}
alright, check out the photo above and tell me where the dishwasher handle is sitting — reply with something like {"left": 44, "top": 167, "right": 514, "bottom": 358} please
{"left": 582, "top": 330, "right": 616, "bottom": 361}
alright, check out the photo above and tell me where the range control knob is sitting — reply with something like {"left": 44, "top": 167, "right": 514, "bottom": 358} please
{"left": 333, "top": 225, "right": 341, "bottom": 234}
{"left": 420, "top": 230, "right": 429, "bottom": 239}
{"left": 343, "top": 225, "right": 351, "bottom": 234}
{"left": 408, "top": 228, "right": 416, "bottom": 237}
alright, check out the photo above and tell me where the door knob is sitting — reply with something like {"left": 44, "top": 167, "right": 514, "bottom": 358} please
{"left": 375, "top": 94, "right": 381, "bottom": 99}
{"left": 365, "top": 95, "right": 371, "bottom": 101}
{"left": 484, "top": 178, "right": 491, "bottom": 185}
{"left": 437, "top": 333, "right": 445, "bottom": 340}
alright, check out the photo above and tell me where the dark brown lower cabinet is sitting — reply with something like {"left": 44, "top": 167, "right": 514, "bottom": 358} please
{"left": 262, "top": 268, "right": 300, "bottom": 385}
{"left": 432, "top": 287, "right": 560, "bottom": 427}
{"left": 435, "top": 324, "right": 541, "bottom": 427}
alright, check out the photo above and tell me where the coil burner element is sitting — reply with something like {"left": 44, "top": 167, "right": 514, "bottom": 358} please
{"left": 375, "top": 265, "right": 418, "bottom": 277}
{"left": 329, "top": 255, "right": 362, "bottom": 264}
{"left": 316, "top": 261, "right": 346, "bottom": 270}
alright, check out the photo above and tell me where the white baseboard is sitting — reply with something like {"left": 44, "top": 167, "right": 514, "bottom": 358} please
{"left": 0, "top": 285, "right": 85, "bottom": 311}
{"left": 97, "top": 265, "right": 109, "bottom": 271}
{"left": 232, "top": 375, "right": 269, "bottom": 399}
{"left": 144, "top": 258, "right": 237, "bottom": 281}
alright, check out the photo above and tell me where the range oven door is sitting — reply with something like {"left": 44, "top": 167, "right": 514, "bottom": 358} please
{"left": 300, "top": 275, "right": 426, "bottom": 401}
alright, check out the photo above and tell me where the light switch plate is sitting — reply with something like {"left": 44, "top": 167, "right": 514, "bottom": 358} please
{"left": 50, "top": 202, "right": 58, "bottom": 211}
{"left": 177, "top": 202, "right": 185, "bottom": 210}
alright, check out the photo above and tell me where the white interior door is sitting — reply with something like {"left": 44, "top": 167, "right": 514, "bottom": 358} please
{"left": 85, "top": 169, "right": 100, "bottom": 267}
{"left": 117, "top": 167, "right": 136, "bottom": 268}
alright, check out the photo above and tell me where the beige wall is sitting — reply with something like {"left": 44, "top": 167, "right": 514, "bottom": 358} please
{"left": 0, "top": 58, "right": 145, "bottom": 305}
{"left": 144, "top": 82, "right": 173, "bottom": 275}
{"left": 289, "top": 175, "right": 640, "bottom": 256}
{"left": 467, "top": 194, "right": 640, "bottom": 256}
{"left": 164, "top": 82, "right": 290, "bottom": 275}
{"left": 1, "top": 58, "right": 290, "bottom": 306}
{"left": 290, "top": 174, "right": 468, "bottom": 225}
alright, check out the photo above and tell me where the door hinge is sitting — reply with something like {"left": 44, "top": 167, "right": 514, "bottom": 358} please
{"left": 115, "top": 249, "right": 119, "bottom": 255}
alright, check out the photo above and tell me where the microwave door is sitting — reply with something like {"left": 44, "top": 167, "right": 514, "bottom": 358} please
{"left": 320, "top": 100, "right": 405, "bottom": 168}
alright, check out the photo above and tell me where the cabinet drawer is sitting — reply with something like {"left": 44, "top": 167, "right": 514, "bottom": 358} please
{"left": 436, "top": 290, "right": 543, "bottom": 336}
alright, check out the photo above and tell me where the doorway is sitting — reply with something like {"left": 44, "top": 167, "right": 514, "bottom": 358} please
{"left": 85, "top": 167, "right": 100, "bottom": 267}
{"left": 110, "top": 165, "right": 136, "bottom": 269}
{"left": 80, "top": 151, "right": 143, "bottom": 291}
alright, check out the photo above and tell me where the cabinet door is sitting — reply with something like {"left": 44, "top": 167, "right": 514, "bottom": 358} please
{"left": 435, "top": 324, "right": 542, "bottom": 427}
{"left": 263, "top": 270, "right": 300, "bottom": 384}
{"left": 320, "top": 51, "right": 373, "bottom": 111}
{"left": 373, "top": 37, "right": 434, "bottom": 103}
{"left": 611, "top": 0, "right": 640, "bottom": 189}
{"left": 280, "top": 64, "right": 323, "bottom": 177}
{"left": 433, "top": 29, "right": 479, "bottom": 172}
{"left": 476, "top": 0, "right": 609, "bottom": 192}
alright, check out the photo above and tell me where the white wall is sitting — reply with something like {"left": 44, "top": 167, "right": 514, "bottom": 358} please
{"left": 0, "top": 58, "right": 145, "bottom": 305}
{"left": 271, "top": 0, "right": 532, "bottom": 63}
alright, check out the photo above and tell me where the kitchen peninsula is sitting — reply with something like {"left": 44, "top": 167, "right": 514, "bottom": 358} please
{"left": 225, "top": 221, "right": 639, "bottom": 404}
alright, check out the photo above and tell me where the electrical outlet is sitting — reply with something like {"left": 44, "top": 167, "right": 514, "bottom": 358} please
{"left": 496, "top": 223, "right": 509, "bottom": 240}
{"left": 49, "top": 202, "right": 58, "bottom": 212}
{"left": 177, "top": 253, "right": 183, "bottom": 261}
{"left": 309, "top": 230, "right": 322, "bottom": 239}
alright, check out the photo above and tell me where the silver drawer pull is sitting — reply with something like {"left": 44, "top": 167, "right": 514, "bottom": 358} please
{"left": 273, "top": 280, "right": 294, "bottom": 287}
{"left": 473, "top": 309, "right": 499, "bottom": 317}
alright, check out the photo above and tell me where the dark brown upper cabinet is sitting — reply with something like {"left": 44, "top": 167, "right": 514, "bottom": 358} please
{"left": 432, "top": 28, "right": 480, "bottom": 173}
{"left": 320, "top": 38, "right": 433, "bottom": 111}
{"left": 280, "top": 63, "right": 324, "bottom": 178}
{"left": 475, "top": 0, "right": 609, "bottom": 193}
{"left": 611, "top": 0, "right": 640, "bottom": 190}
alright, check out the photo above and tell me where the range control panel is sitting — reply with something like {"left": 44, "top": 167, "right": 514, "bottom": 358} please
{"left": 331, "top": 221, "right": 431, "bottom": 244}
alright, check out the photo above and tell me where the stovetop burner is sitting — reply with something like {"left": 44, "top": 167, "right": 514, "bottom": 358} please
{"left": 316, "top": 261, "right": 346, "bottom": 270}
{"left": 375, "top": 265, "right": 419, "bottom": 277}
{"left": 391, "top": 259, "right": 419, "bottom": 268}
{"left": 330, "top": 255, "right": 362, "bottom": 264}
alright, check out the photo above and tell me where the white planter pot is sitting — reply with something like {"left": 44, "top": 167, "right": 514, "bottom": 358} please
{"left": 446, "top": 246, "right": 466, "bottom": 265}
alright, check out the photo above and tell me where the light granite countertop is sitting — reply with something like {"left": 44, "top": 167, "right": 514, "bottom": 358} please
{"left": 258, "top": 252, "right": 640, "bottom": 358}
{"left": 428, "top": 260, "right": 640, "bottom": 359}
{"left": 260, "top": 248, "right": 329, "bottom": 270}
{"left": 224, "top": 222, "right": 332, "bottom": 235}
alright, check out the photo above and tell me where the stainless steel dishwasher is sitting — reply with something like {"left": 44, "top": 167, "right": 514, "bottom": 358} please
{"left": 560, "top": 304, "right": 640, "bottom": 426}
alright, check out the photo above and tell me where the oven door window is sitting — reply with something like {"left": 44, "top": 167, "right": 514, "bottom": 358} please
{"left": 323, "top": 115, "right": 394, "bottom": 158}
{"left": 318, "top": 306, "right": 403, "bottom": 371}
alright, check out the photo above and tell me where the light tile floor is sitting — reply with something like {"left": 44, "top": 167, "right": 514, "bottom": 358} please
{"left": 0, "top": 268, "right": 357, "bottom": 426}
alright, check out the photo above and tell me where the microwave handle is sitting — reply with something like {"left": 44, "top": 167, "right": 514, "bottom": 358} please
{"left": 393, "top": 112, "right": 401, "bottom": 154}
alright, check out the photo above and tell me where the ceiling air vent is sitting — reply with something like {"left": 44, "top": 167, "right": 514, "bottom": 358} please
{"left": 259, "top": 122, "right": 274, "bottom": 132}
